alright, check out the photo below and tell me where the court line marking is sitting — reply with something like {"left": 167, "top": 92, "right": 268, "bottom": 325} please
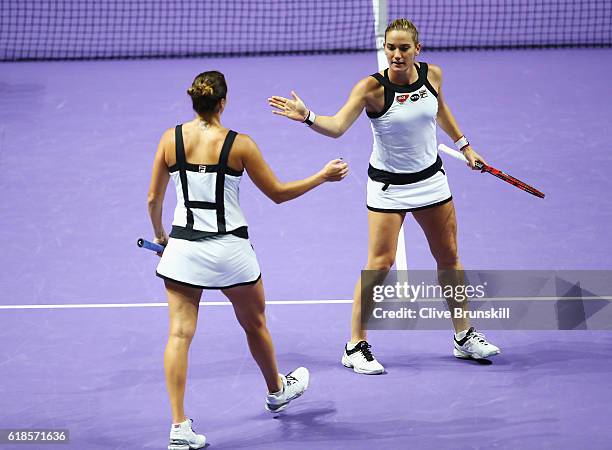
{"left": 1, "top": 297, "right": 611, "bottom": 310}
{"left": 0, "top": 300, "right": 352, "bottom": 310}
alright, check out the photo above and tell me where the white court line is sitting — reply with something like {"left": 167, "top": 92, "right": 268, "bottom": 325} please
{"left": 1, "top": 297, "right": 610, "bottom": 310}
{"left": 0, "top": 300, "right": 353, "bottom": 310}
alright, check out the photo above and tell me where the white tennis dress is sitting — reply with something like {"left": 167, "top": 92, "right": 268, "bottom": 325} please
{"left": 156, "top": 125, "right": 261, "bottom": 289}
{"left": 366, "top": 62, "right": 452, "bottom": 212}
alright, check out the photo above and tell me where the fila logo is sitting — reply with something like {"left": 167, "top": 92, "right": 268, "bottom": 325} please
{"left": 199, "top": 165, "right": 207, "bottom": 173}
{"left": 396, "top": 94, "right": 409, "bottom": 104}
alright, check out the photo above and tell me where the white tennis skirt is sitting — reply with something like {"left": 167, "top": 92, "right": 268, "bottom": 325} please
{"left": 156, "top": 235, "right": 261, "bottom": 290}
{"left": 366, "top": 170, "right": 453, "bottom": 212}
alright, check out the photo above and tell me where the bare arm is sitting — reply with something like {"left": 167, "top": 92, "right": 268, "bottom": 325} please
{"left": 239, "top": 135, "right": 348, "bottom": 204}
{"left": 268, "top": 77, "right": 374, "bottom": 138}
{"left": 431, "top": 65, "right": 488, "bottom": 168}
{"left": 147, "top": 129, "right": 171, "bottom": 245}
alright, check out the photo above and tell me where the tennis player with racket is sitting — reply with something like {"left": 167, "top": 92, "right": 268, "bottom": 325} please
{"left": 269, "top": 18, "right": 501, "bottom": 374}
{"left": 148, "top": 71, "right": 348, "bottom": 449}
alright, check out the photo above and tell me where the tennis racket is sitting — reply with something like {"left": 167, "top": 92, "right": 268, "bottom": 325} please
{"left": 137, "top": 238, "right": 165, "bottom": 253}
{"left": 438, "top": 144, "right": 545, "bottom": 199}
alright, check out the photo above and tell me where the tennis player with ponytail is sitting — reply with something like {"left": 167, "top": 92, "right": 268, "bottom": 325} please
{"left": 269, "top": 18, "right": 500, "bottom": 375}
{"left": 148, "top": 70, "right": 348, "bottom": 449}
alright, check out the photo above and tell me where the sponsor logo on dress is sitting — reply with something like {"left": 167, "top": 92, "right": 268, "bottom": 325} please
{"left": 396, "top": 94, "right": 409, "bottom": 104}
{"left": 419, "top": 89, "right": 428, "bottom": 98}
{"left": 410, "top": 93, "right": 420, "bottom": 102}
{"left": 199, "top": 165, "right": 207, "bottom": 173}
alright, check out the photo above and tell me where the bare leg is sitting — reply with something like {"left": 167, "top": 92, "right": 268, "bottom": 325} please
{"left": 412, "top": 200, "right": 470, "bottom": 333}
{"left": 350, "top": 210, "right": 405, "bottom": 343}
{"left": 164, "top": 280, "right": 202, "bottom": 424}
{"left": 222, "top": 279, "right": 282, "bottom": 393}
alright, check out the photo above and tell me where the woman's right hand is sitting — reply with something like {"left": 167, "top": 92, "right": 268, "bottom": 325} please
{"left": 153, "top": 232, "right": 168, "bottom": 257}
{"left": 268, "top": 91, "right": 309, "bottom": 122}
{"left": 321, "top": 159, "right": 349, "bottom": 182}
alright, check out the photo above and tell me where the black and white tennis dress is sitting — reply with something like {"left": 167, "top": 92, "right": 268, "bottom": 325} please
{"left": 156, "top": 125, "right": 261, "bottom": 289}
{"left": 366, "top": 62, "right": 452, "bottom": 212}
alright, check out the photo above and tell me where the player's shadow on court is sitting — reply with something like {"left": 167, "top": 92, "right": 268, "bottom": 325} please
{"left": 209, "top": 406, "right": 557, "bottom": 449}
{"left": 484, "top": 338, "right": 612, "bottom": 381}
{"left": 210, "top": 404, "right": 388, "bottom": 449}
{"left": 384, "top": 354, "right": 495, "bottom": 371}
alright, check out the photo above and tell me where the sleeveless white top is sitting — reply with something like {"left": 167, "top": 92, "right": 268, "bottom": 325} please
{"left": 367, "top": 62, "right": 439, "bottom": 174}
{"left": 169, "top": 125, "right": 249, "bottom": 240}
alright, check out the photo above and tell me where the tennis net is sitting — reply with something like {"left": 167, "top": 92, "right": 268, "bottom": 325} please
{"left": 1, "top": 0, "right": 610, "bottom": 61}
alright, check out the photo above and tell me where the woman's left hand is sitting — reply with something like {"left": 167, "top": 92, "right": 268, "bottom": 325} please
{"left": 462, "top": 146, "right": 488, "bottom": 170}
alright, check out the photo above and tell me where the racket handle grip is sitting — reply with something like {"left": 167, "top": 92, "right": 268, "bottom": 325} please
{"left": 438, "top": 144, "right": 485, "bottom": 170}
{"left": 137, "top": 238, "right": 165, "bottom": 253}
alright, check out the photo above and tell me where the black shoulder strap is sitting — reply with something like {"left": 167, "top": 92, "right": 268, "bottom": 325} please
{"left": 419, "top": 62, "right": 439, "bottom": 98}
{"left": 175, "top": 124, "right": 187, "bottom": 168}
{"left": 370, "top": 72, "right": 386, "bottom": 86}
{"left": 215, "top": 130, "right": 237, "bottom": 233}
{"left": 217, "top": 130, "right": 238, "bottom": 172}
{"left": 367, "top": 70, "right": 395, "bottom": 119}
{"left": 175, "top": 125, "right": 194, "bottom": 229}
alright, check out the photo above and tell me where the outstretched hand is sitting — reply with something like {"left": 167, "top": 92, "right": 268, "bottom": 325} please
{"left": 322, "top": 159, "right": 349, "bottom": 182}
{"left": 268, "top": 91, "right": 309, "bottom": 122}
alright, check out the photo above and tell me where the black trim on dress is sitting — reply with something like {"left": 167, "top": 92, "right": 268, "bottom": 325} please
{"left": 170, "top": 126, "right": 247, "bottom": 241}
{"left": 368, "top": 155, "right": 443, "bottom": 185}
{"left": 418, "top": 62, "right": 439, "bottom": 98}
{"left": 367, "top": 72, "right": 396, "bottom": 119}
{"left": 169, "top": 225, "right": 249, "bottom": 240}
{"left": 366, "top": 63, "right": 438, "bottom": 118}
{"left": 215, "top": 130, "right": 237, "bottom": 234}
{"left": 156, "top": 271, "right": 262, "bottom": 290}
{"left": 168, "top": 162, "right": 243, "bottom": 177}
{"left": 175, "top": 125, "right": 194, "bottom": 229}
{"left": 367, "top": 196, "right": 453, "bottom": 213}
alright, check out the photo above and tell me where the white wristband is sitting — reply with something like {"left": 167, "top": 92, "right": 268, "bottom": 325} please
{"left": 454, "top": 136, "right": 469, "bottom": 151}
{"left": 303, "top": 110, "right": 317, "bottom": 127}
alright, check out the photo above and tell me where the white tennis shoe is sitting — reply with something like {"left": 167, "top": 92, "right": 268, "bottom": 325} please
{"left": 342, "top": 340, "right": 385, "bottom": 374}
{"left": 168, "top": 418, "right": 206, "bottom": 450}
{"left": 265, "top": 367, "right": 310, "bottom": 413}
{"left": 454, "top": 327, "right": 501, "bottom": 359}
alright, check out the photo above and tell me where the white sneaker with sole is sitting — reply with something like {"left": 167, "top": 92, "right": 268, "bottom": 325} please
{"left": 454, "top": 327, "right": 501, "bottom": 359}
{"left": 341, "top": 340, "right": 384, "bottom": 375}
{"left": 265, "top": 367, "right": 309, "bottom": 413}
{"left": 168, "top": 418, "right": 206, "bottom": 450}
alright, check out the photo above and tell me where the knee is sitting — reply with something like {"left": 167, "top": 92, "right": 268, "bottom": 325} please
{"left": 238, "top": 313, "right": 266, "bottom": 335}
{"left": 433, "top": 247, "right": 460, "bottom": 269}
{"left": 366, "top": 255, "right": 395, "bottom": 271}
{"left": 169, "top": 323, "right": 197, "bottom": 341}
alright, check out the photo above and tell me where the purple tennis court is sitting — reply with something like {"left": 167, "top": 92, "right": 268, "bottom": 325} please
{"left": 1, "top": 1, "right": 612, "bottom": 449}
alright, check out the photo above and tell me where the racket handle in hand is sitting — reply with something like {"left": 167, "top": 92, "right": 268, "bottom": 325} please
{"left": 438, "top": 144, "right": 484, "bottom": 169}
{"left": 137, "top": 238, "right": 165, "bottom": 253}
